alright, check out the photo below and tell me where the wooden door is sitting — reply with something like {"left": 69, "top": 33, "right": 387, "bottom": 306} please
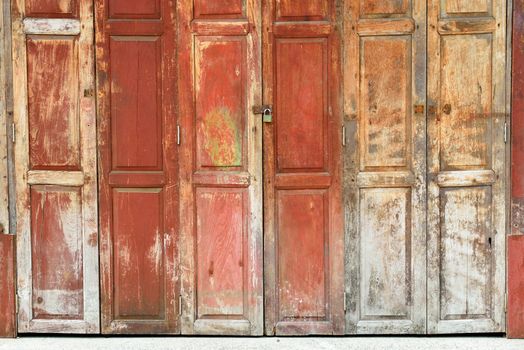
{"left": 96, "top": 0, "right": 179, "bottom": 334}
{"left": 344, "top": 0, "right": 427, "bottom": 334}
{"left": 427, "top": 0, "right": 507, "bottom": 334}
{"left": 178, "top": 0, "right": 264, "bottom": 335}
{"left": 263, "top": 0, "right": 344, "bottom": 335}
{"left": 12, "top": 0, "right": 99, "bottom": 333}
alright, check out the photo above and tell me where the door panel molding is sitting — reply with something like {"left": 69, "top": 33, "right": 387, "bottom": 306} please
{"left": 12, "top": 0, "right": 99, "bottom": 333}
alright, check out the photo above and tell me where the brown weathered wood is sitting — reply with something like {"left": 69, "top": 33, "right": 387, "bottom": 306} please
{"left": 263, "top": 0, "right": 344, "bottom": 336}
{"left": 96, "top": 0, "right": 179, "bottom": 335}
{"left": 178, "top": 0, "right": 264, "bottom": 335}
{"left": 427, "top": 0, "right": 507, "bottom": 334}
{"left": 0, "top": 235, "right": 16, "bottom": 338}
{"left": 12, "top": 0, "right": 99, "bottom": 334}
{"left": 344, "top": 0, "right": 427, "bottom": 335}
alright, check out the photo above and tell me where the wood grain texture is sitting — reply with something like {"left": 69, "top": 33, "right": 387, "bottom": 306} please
{"left": 13, "top": 0, "right": 98, "bottom": 334}
{"left": 178, "top": 0, "right": 263, "bottom": 336}
{"left": 344, "top": 0, "right": 426, "bottom": 335}
{"left": 264, "top": 0, "right": 343, "bottom": 336}
{"left": 96, "top": 0, "right": 179, "bottom": 334}
{"left": 427, "top": 0, "right": 506, "bottom": 334}
{"left": 0, "top": 235, "right": 16, "bottom": 338}
{"left": 0, "top": 0, "right": 10, "bottom": 236}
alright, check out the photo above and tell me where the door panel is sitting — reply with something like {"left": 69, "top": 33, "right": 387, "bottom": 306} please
{"left": 12, "top": 0, "right": 98, "bottom": 333}
{"left": 96, "top": 0, "right": 179, "bottom": 334}
{"left": 344, "top": 0, "right": 427, "bottom": 334}
{"left": 263, "top": 0, "right": 344, "bottom": 335}
{"left": 427, "top": 0, "right": 506, "bottom": 334}
{"left": 178, "top": 0, "right": 263, "bottom": 335}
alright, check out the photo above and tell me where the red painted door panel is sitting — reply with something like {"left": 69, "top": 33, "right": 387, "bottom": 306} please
{"left": 178, "top": 0, "right": 264, "bottom": 335}
{"left": 263, "top": 0, "right": 344, "bottom": 335}
{"left": 96, "top": 0, "right": 179, "bottom": 334}
{"left": 13, "top": 0, "right": 99, "bottom": 333}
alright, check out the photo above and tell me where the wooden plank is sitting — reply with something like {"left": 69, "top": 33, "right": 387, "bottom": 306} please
{"left": 0, "top": 0, "right": 11, "bottom": 235}
{"left": 508, "top": 235, "right": 524, "bottom": 338}
{"left": 264, "top": 0, "right": 343, "bottom": 336}
{"left": 178, "top": 0, "right": 263, "bottom": 335}
{"left": 12, "top": 0, "right": 99, "bottom": 334}
{"left": 96, "top": 0, "right": 179, "bottom": 335}
{"left": 512, "top": 0, "right": 524, "bottom": 236}
{"left": 0, "top": 235, "right": 16, "bottom": 338}
{"left": 427, "top": 0, "right": 506, "bottom": 334}
{"left": 344, "top": 0, "right": 427, "bottom": 335}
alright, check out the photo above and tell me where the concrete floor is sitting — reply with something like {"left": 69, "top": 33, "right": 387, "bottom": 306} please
{"left": 0, "top": 337, "right": 524, "bottom": 350}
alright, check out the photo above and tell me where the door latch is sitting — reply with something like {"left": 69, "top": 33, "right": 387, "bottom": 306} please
{"left": 252, "top": 105, "right": 273, "bottom": 123}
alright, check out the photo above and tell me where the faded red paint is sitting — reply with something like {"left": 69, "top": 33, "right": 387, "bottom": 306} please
{"left": 25, "top": 0, "right": 78, "bottom": 18}
{"left": 0, "top": 235, "right": 15, "bottom": 338}
{"left": 508, "top": 236, "right": 524, "bottom": 338}
{"left": 513, "top": 0, "right": 524, "bottom": 235}
{"left": 96, "top": 0, "right": 179, "bottom": 334}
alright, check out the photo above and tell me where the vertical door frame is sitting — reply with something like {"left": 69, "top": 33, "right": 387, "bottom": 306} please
{"left": 262, "top": 0, "right": 344, "bottom": 335}
{"left": 177, "top": 0, "right": 264, "bottom": 335}
{"left": 95, "top": 0, "right": 180, "bottom": 335}
{"left": 12, "top": 0, "right": 99, "bottom": 333}
{"left": 427, "top": 0, "right": 507, "bottom": 334}
{"left": 343, "top": 0, "right": 427, "bottom": 334}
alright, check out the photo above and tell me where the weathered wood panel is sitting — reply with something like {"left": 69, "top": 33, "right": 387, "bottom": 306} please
{"left": 264, "top": 0, "right": 343, "bottom": 335}
{"left": 0, "top": 235, "right": 16, "bottom": 338}
{"left": 0, "top": 0, "right": 11, "bottom": 237}
{"left": 13, "top": 0, "right": 98, "bottom": 333}
{"left": 344, "top": 0, "right": 426, "bottom": 334}
{"left": 508, "top": 235, "right": 524, "bottom": 338}
{"left": 427, "top": 0, "right": 506, "bottom": 334}
{"left": 96, "top": 0, "right": 179, "bottom": 334}
{"left": 178, "top": 0, "right": 263, "bottom": 335}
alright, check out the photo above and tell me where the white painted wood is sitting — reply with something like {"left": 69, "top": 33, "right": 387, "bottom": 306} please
{"left": 23, "top": 18, "right": 80, "bottom": 35}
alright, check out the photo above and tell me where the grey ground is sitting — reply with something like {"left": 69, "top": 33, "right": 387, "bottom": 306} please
{"left": 1, "top": 336, "right": 524, "bottom": 350}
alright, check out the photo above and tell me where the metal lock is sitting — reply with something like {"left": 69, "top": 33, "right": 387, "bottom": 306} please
{"left": 263, "top": 107, "right": 273, "bottom": 123}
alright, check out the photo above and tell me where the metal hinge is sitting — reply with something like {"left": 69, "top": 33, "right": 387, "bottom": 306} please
{"left": 504, "top": 292, "right": 507, "bottom": 313}
{"left": 11, "top": 122, "right": 15, "bottom": 144}
{"left": 177, "top": 125, "right": 181, "bottom": 145}
{"left": 342, "top": 126, "right": 346, "bottom": 146}
{"left": 178, "top": 295, "right": 182, "bottom": 316}
{"left": 504, "top": 122, "right": 509, "bottom": 143}
{"left": 343, "top": 292, "right": 347, "bottom": 312}
{"left": 16, "top": 293, "right": 19, "bottom": 314}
